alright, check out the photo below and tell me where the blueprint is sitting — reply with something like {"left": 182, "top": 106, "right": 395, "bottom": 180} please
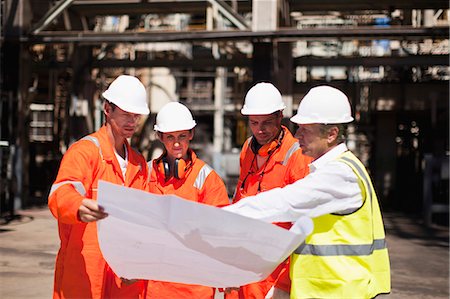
{"left": 97, "top": 180, "right": 313, "bottom": 287}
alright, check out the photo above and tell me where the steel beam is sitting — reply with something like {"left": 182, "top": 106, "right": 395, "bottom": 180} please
{"left": 207, "top": 0, "right": 249, "bottom": 30}
{"left": 31, "top": 54, "right": 449, "bottom": 69}
{"left": 31, "top": 0, "right": 75, "bottom": 34}
{"left": 294, "top": 55, "right": 449, "bottom": 66}
{"left": 28, "top": 26, "right": 449, "bottom": 44}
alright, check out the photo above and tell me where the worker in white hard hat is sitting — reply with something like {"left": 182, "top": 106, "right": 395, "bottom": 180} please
{"left": 224, "top": 85, "right": 391, "bottom": 298}
{"left": 225, "top": 82, "right": 312, "bottom": 299}
{"left": 146, "top": 102, "right": 229, "bottom": 299}
{"left": 48, "top": 74, "right": 150, "bottom": 299}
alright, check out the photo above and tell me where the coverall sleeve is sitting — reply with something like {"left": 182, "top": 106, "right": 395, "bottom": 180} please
{"left": 48, "top": 141, "right": 100, "bottom": 224}
{"left": 224, "top": 161, "right": 362, "bottom": 222}
{"left": 199, "top": 171, "right": 231, "bottom": 207}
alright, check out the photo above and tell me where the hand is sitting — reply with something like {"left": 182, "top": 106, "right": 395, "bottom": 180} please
{"left": 78, "top": 199, "right": 108, "bottom": 222}
{"left": 121, "top": 278, "right": 139, "bottom": 286}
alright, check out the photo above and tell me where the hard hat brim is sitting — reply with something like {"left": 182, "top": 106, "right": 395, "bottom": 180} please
{"left": 290, "top": 114, "right": 354, "bottom": 124}
{"left": 154, "top": 121, "right": 197, "bottom": 133}
{"left": 241, "top": 104, "right": 286, "bottom": 115}
{"left": 102, "top": 91, "right": 150, "bottom": 115}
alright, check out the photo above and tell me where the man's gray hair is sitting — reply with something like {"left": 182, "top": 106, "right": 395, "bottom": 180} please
{"left": 319, "top": 123, "right": 347, "bottom": 143}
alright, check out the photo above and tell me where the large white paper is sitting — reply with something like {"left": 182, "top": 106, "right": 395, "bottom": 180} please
{"left": 97, "top": 180, "right": 313, "bottom": 288}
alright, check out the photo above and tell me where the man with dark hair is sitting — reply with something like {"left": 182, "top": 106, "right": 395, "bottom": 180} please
{"left": 48, "top": 75, "right": 150, "bottom": 299}
{"left": 227, "top": 82, "right": 312, "bottom": 299}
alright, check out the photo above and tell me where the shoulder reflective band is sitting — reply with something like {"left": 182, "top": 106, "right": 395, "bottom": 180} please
{"left": 81, "top": 136, "right": 103, "bottom": 160}
{"left": 295, "top": 238, "right": 386, "bottom": 256}
{"left": 194, "top": 164, "right": 213, "bottom": 190}
{"left": 49, "top": 181, "right": 86, "bottom": 198}
{"left": 282, "top": 142, "right": 300, "bottom": 166}
{"left": 48, "top": 135, "right": 102, "bottom": 198}
{"left": 294, "top": 154, "right": 387, "bottom": 256}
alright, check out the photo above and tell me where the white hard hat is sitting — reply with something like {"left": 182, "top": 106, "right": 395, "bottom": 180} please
{"left": 290, "top": 85, "right": 354, "bottom": 124}
{"left": 102, "top": 75, "right": 150, "bottom": 115}
{"left": 241, "top": 82, "right": 286, "bottom": 115}
{"left": 154, "top": 102, "right": 196, "bottom": 132}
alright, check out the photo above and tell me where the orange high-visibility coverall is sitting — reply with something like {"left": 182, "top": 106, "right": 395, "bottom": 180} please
{"left": 228, "top": 126, "right": 312, "bottom": 299}
{"left": 146, "top": 150, "right": 229, "bottom": 299}
{"left": 48, "top": 126, "right": 149, "bottom": 299}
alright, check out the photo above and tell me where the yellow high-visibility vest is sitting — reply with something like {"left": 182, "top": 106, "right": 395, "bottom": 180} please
{"left": 290, "top": 151, "right": 391, "bottom": 299}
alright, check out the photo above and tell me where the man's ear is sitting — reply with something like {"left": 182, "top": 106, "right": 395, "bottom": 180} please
{"left": 277, "top": 111, "right": 283, "bottom": 125}
{"left": 189, "top": 129, "right": 195, "bottom": 141}
{"left": 103, "top": 101, "right": 110, "bottom": 117}
{"left": 327, "top": 126, "right": 339, "bottom": 144}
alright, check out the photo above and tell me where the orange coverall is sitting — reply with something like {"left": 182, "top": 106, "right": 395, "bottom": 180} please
{"left": 146, "top": 150, "right": 229, "bottom": 299}
{"left": 229, "top": 126, "right": 312, "bottom": 299}
{"left": 48, "top": 126, "right": 149, "bottom": 299}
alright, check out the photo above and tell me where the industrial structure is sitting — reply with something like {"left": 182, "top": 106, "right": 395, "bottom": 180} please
{"left": 1, "top": 0, "right": 449, "bottom": 225}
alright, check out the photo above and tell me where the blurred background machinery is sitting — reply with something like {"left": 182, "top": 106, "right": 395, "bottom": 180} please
{"left": 1, "top": 0, "right": 448, "bottom": 225}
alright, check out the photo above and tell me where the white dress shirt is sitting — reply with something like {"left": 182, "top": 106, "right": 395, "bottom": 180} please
{"left": 223, "top": 143, "right": 363, "bottom": 222}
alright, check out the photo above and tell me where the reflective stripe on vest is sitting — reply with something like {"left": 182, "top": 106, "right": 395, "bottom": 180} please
{"left": 295, "top": 238, "right": 386, "bottom": 256}
{"left": 340, "top": 156, "right": 372, "bottom": 204}
{"left": 49, "top": 136, "right": 102, "bottom": 198}
{"left": 282, "top": 142, "right": 300, "bottom": 166}
{"left": 294, "top": 152, "right": 387, "bottom": 256}
{"left": 193, "top": 164, "right": 213, "bottom": 190}
{"left": 291, "top": 151, "right": 391, "bottom": 298}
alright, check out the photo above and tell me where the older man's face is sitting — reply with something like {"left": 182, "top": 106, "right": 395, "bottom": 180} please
{"left": 294, "top": 124, "right": 329, "bottom": 160}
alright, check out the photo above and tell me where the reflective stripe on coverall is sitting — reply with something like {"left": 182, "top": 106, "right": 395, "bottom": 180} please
{"left": 146, "top": 150, "right": 229, "bottom": 299}
{"left": 48, "top": 126, "right": 149, "bottom": 299}
{"left": 229, "top": 126, "right": 312, "bottom": 299}
{"left": 290, "top": 151, "right": 391, "bottom": 299}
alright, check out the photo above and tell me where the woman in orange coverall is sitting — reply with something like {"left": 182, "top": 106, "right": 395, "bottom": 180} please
{"left": 146, "top": 102, "right": 230, "bottom": 299}
{"left": 48, "top": 75, "right": 150, "bottom": 299}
